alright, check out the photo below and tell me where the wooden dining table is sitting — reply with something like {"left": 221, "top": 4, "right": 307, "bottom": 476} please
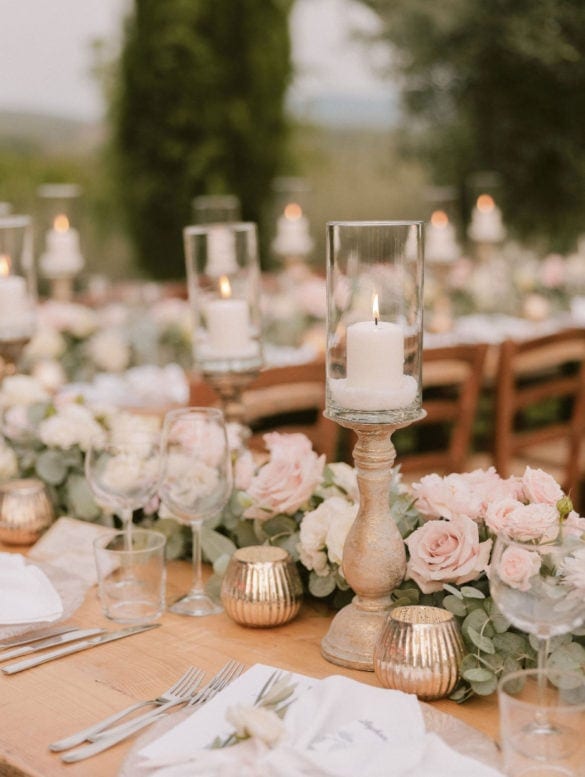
{"left": 0, "top": 550, "right": 500, "bottom": 777}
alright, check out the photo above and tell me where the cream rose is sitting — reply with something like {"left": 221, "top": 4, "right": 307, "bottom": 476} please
{"left": 505, "top": 503, "right": 560, "bottom": 542}
{"left": 405, "top": 514, "right": 492, "bottom": 594}
{"left": 485, "top": 498, "right": 524, "bottom": 535}
{"left": 225, "top": 704, "right": 285, "bottom": 748}
{"left": 244, "top": 433, "right": 325, "bottom": 520}
{"left": 0, "top": 441, "right": 18, "bottom": 480}
{"left": 521, "top": 467, "right": 564, "bottom": 506}
{"left": 495, "top": 545, "right": 541, "bottom": 592}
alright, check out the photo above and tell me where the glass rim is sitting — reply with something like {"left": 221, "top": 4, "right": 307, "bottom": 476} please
{"left": 326, "top": 219, "right": 424, "bottom": 228}
{"left": 93, "top": 528, "right": 167, "bottom": 552}
{"left": 498, "top": 668, "right": 585, "bottom": 703}
{"left": 0, "top": 214, "right": 32, "bottom": 229}
{"left": 183, "top": 222, "right": 256, "bottom": 237}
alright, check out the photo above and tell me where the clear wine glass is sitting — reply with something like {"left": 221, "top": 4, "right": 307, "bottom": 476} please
{"left": 490, "top": 527, "right": 585, "bottom": 750}
{"left": 85, "top": 428, "right": 161, "bottom": 548}
{"left": 159, "top": 407, "right": 232, "bottom": 616}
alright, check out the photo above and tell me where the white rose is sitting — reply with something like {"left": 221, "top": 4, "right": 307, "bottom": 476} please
{"left": 24, "top": 327, "right": 66, "bottom": 360}
{"left": 31, "top": 360, "right": 67, "bottom": 393}
{"left": 327, "top": 462, "right": 359, "bottom": 503}
{"left": 299, "top": 496, "right": 357, "bottom": 575}
{"left": 0, "top": 375, "right": 50, "bottom": 408}
{"left": 225, "top": 704, "right": 285, "bottom": 748}
{"left": 38, "top": 404, "right": 106, "bottom": 451}
{"left": 86, "top": 329, "right": 131, "bottom": 373}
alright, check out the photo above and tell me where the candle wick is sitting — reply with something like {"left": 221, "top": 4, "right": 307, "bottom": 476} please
{"left": 374, "top": 315, "right": 378, "bottom": 326}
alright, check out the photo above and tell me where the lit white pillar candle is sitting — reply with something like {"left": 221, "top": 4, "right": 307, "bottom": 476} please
{"left": 467, "top": 195, "right": 506, "bottom": 244}
{"left": 272, "top": 203, "right": 313, "bottom": 257}
{"left": 40, "top": 214, "right": 84, "bottom": 278}
{"left": 425, "top": 210, "right": 460, "bottom": 263}
{"left": 0, "top": 254, "right": 35, "bottom": 340}
{"left": 330, "top": 294, "right": 417, "bottom": 411}
{"left": 203, "top": 275, "right": 256, "bottom": 358}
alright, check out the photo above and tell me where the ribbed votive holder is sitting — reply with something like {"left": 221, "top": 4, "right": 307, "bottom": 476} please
{"left": 220, "top": 546, "right": 303, "bottom": 627}
{"left": 0, "top": 478, "right": 55, "bottom": 545}
{"left": 373, "top": 605, "right": 464, "bottom": 700}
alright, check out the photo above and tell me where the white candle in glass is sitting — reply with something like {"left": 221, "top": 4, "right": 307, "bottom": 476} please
{"left": 0, "top": 254, "right": 35, "bottom": 340}
{"left": 40, "top": 214, "right": 84, "bottom": 277}
{"left": 425, "top": 210, "right": 460, "bottom": 263}
{"left": 467, "top": 194, "right": 506, "bottom": 243}
{"left": 203, "top": 275, "right": 256, "bottom": 358}
{"left": 272, "top": 203, "right": 313, "bottom": 257}
{"left": 330, "top": 294, "right": 417, "bottom": 411}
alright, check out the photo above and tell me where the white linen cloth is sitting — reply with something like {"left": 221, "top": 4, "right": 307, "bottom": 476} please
{"left": 0, "top": 553, "right": 63, "bottom": 624}
{"left": 133, "top": 664, "right": 504, "bottom": 777}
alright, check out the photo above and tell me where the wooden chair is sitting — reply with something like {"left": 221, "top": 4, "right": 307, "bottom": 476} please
{"left": 492, "top": 327, "right": 585, "bottom": 504}
{"left": 396, "top": 342, "right": 489, "bottom": 479}
{"left": 243, "top": 360, "right": 339, "bottom": 461}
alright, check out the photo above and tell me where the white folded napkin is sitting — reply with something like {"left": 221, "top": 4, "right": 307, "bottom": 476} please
{"left": 0, "top": 553, "right": 64, "bottom": 624}
{"left": 134, "top": 664, "right": 504, "bottom": 777}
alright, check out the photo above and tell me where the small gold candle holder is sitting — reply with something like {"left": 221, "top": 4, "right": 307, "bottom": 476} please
{"left": 220, "top": 546, "right": 303, "bottom": 627}
{"left": 0, "top": 478, "right": 55, "bottom": 545}
{"left": 374, "top": 605, "right": 464, "bottom": 700}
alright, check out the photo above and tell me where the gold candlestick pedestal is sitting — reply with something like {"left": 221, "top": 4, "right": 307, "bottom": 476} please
{"left": 0, "top": 336, "right": 30, "bottom": 382}
{"left": 321, "top": 413, "right": 424, "bottom": 671}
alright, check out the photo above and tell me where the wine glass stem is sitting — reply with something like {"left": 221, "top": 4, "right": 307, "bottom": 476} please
{"left": 189, "top": 520, "right": 204, "bottom": 596}
{"left": 120, "top": 508, "right": 134, "bottom": 550}
{"left": 537, "top": 637, "right": 550, "bottom": 674}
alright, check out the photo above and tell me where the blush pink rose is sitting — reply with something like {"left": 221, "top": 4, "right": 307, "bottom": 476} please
{"left": 412, "top": 468, "right": 507, "bottom": 523}
{"left": 485, "top": 498, "right": 525, "bottom": 535}
{"left": 405, "top": 515, "right": 492, "bottom": 594}
{"left": 563, "top": 511, "right": 585, "bottom": 538}
{"left": 494, "top": 545, "right": 541, "bottom": 592}
{"left": 505, "top": 503, "right": 560, "bottom": 542}
{"left": 244, "top": 433, "right": 325, "bottom": 520}
{"left": 520, "top": 467, "right": 564, "bottom": 506}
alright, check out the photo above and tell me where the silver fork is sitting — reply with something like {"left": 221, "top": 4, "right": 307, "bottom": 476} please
{"left": 61, "top": 660, "right": 246, "bottom": 763}
{"left": 49, "top": 666, "right": 204, "bottom": 753}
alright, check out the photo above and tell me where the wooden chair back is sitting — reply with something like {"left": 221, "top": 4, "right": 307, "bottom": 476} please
{"left": 243, "top": 360, "right": 339, "bottom": 461}
{"left": 493, "top": 327, "right": 585, "bottom": 500}
{"left": 397, "top": 342, "right": 489, "bottom": 476}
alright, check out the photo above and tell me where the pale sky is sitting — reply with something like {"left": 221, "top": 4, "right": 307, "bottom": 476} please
{"left": 0, "top": 0, "right": 390, "bottom": 121}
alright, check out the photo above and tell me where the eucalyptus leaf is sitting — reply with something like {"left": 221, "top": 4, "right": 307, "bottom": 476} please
{"left": 35, "top": 449, "right": 68, "bottom": 485}
{"left": 231, "top": 518, "right": 259, "bottom": 548}
{"left": 470, "top": 675, "right": 498, "bottom": 696}
{"left": 443, "top": 584, "right": 463, "bottom": 599}
{"left": 462, "top": 608, "right": 493, "bottom": 640}
{"left": 443, "top": 594, "right": 467, "bottom": 617}
{"left": 461, "top": 586, "right": 485, "bottom": 599}
{"left": 201, "top": 527, "right": 237, "bottom": 563}
{"left": 213, "top": 553, "right": 232, "bottom": 577}
{"left": 308, "top": 571, "right": 336, "bottom": 598}
{"left": 467, "top": 626, "right": 496, "bottom": 654}
{"left": 65, "top": 474, "right": 101, "bottom": 520}
{"left": 494, "top": 632, "right": 531, "bottom": 657}
{"left": 261, "top": 515, "right": 298, "bottom": 538}
{"left": 462, "top": 667, "right": 494, "bottom": 683}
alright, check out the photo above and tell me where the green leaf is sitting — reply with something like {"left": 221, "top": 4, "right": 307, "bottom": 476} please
{"left": 213, "top": 553, "right": 231, "bottom": 577}
{"left": 443, "top": 594, "right": 467, "bottom": 617}
{"left": 65, "top": 474, "right": 101, "bottom": 520}
{"left": 460, "top": 586, "right": 485, "bottom": 599}
{"left": 549, "top": 642, "right": 585, "bottom": 671}
{"left": 35, "top": 449, "right": 68, "bottom": 485}
{"left": 462, "top": 667, "right": 494, "bottom": 683}
{"left": 467, "top": 626, "right": 496, "bottom": 654}
{"left": 442, "top": 584, "right": 463, "bottom": 599}
{"left": 261, "top": 515, "right": 298, "bottom": 538}
{"left": 153, "top": 518, "right": 188, "bottom": 560}
{"left": 231, "top": 518, "right": 259, "bottom": 548}
{"left": 201, "top": 527, "right": 237, "bottom": 563}
{"left": 275, "top": 532, "right": 300, "bottom": 561}
{"left": 308, "top": 571, "right": 336, "bottom": 598}
{"left": 470, "top": 674, "right": 498, "bottom": 696}
{"left": 462, "top": 608, "right": 493, "bottom": 640}
{"left": 494, "top": 632, "right": 531, "bottom": 657}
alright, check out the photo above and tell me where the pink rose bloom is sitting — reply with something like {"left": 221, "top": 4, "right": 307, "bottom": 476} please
{"left": 485, "top": 498, "right": 525, "bottom": 535}
{"left": 505, "top": 502, "right": 560, "bottom": 542}
{"left": 412, "top": 468, "right": 502, "bottom": 523}
{"left": 494, "top": 545, "right": 541, "bottom": 592}
{"left": 405, "top": 515, "right": 492, "bottom": 594}
{"left": 520, "top": 467, "right": 564, "bottom": 506}
{"left": 244, "top": 432, "right": 325, "bottom": 520}
{"left": 563, "top": 511, "right": 585, "bottom": 538}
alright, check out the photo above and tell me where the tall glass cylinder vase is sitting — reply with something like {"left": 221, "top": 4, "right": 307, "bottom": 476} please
{"left": 0, "top": 215, "right": 36, "bottom": 380}
{"left": 37, "top": 183, "right": 84, "bottom": 300}
{"left": 322, "top": 220, "right": 425, "bottom": 670}
{"left": 184, "top": 222, "right": 263, "bottom": 437}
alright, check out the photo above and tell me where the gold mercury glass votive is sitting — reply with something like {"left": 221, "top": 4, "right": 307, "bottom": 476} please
{"left": 220, "top": 546, "right": 303, "bottom": 627}
{"left": 374, "top": 605, "right": 464, "bottom": 700}
{"left": 0, "top": 478, "right": 55, "bottom": 545}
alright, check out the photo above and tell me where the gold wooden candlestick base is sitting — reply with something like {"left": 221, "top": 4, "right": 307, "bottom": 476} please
{"left": 0, "top": 336, "right": 30, "bottom": 382}
{"left": 321, "top": 414, "right": 424, "bottom": 670}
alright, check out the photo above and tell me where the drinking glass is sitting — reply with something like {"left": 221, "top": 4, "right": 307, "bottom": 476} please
{"left": 489, "top": 531, "right": 585, "bottom": 674}
{"left": 85, "top": 428, "right": 161, "bottom": 547}
{"left": 159, "top": 407, "right": 232, "bottom": 616}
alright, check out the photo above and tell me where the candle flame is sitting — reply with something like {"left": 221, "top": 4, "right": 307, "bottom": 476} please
{"left": 0, "top": 254, "right": 11, "bottom": 276}
{"left": 284, "top": 202, "right": 302, "bottom": 221}
{"left": 219, "top": 275, "right": 232, "bottom": 299}
{"left": 430, "top": 210, "right": 449, "bottom": 228}
{"left": 372, "top": 293, "right": 379, "bottom": 326}
{"left": 477, "top": 194, "right": 495, "bottom": 213}
{"left": 54, "top": 214, "right": 70, "bottom": 232}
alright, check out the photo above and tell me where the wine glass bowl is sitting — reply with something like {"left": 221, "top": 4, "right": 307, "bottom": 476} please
{"left": 85, "top": 428, "right": 161, "bottom": 541}
{"left": 159, "top": 407, "right": 232, "bottom": 616}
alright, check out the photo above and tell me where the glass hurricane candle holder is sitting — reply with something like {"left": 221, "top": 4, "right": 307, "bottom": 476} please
{"left": 184, "top": 222, "right": 263, "bottom": 429}
{"left": 37, "top": 182, "right": 84, "bottom": 300}
{"left": 191, "top": 194, "right": 241, "bottom": 225}
{"left": 322, "top": 220, "right": 426, "bottom": 671}
{"left": 0, "top": 215, "right": 36, "bottom": 379}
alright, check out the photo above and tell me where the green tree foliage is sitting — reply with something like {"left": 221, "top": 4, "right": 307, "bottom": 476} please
{"left": 114, "top": 0, "right": 293, "bottom": 278}
{"left": 361, "top": 0, "right": 585, "bottom": 248}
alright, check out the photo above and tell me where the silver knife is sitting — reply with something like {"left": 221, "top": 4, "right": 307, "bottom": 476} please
{"left": 0, "top": 625, "right": 77, "bottom": 649}
{"left": 1, "top": 624, "right": 160, "bottom": 675}
{"left": 0, "top": 628, "right": 106, "bottom": 662}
